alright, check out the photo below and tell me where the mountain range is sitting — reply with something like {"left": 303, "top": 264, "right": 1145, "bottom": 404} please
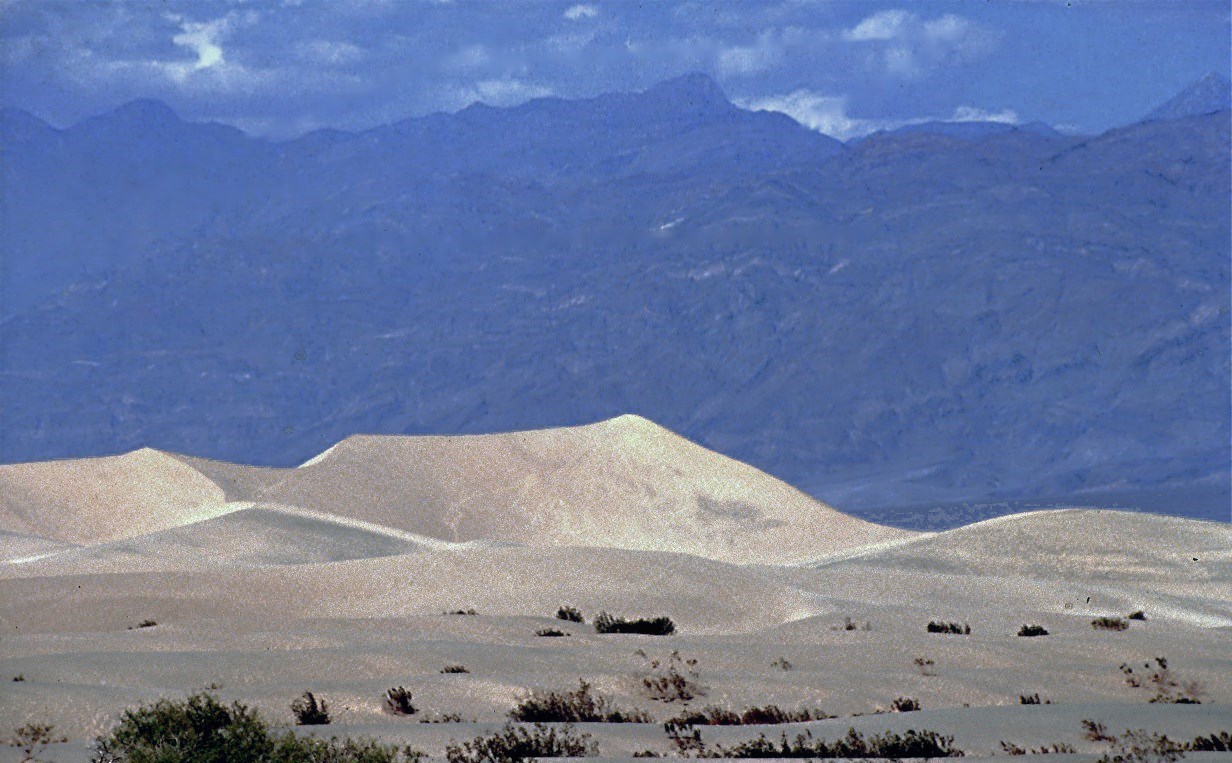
{"left": 0, "top": 73, "right": 1228, "bottom": 525}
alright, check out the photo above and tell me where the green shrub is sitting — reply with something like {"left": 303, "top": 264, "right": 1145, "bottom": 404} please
{"left": 703, "top": 727, "right": 963, "bottom": 758}
{"left": 90, "top": 692, "right": 414, "bottom": 762}
{"left": 291, "top": 691, "right": 331, "bottom": 725}
{"left": 509, "top": 680, "right": 651, "bottom": 723}
{"left": 445, "top": 722, "right": 597, "bottom": 763}
{"left": 1017, "top": 624, "right": 1049, "bottom": 637}
{"left": 1092, "top": 616, "right": 1129, "bottom": 631}
{"left": 556, "top": 606, "right": 585, "bottom": 623}
{"left": 593, "top": 612, "right": 675, "bottom": 635}
{"left": 926, "top": 621, "right": 970, "bottom": 635}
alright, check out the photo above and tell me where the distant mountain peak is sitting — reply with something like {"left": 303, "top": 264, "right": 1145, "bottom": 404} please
{"left": 1144, "top": 72, "right": 1231, "bottom": 122}
{"left": 642, "top": 72, "right": 732, "bottom": 114}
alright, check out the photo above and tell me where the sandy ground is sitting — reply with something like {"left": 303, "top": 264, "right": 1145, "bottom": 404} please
{"left": 1, "top": 417, "right": 1229, "bottom": 760}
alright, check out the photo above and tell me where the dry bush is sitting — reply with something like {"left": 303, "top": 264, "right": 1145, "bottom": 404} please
{"left": 291, "top": 691, "right": 331, "bottom": 725}
{"left": 386, "top": 687, "right": 417, "bottom": 716}
{"left": 445, "top": 723, "right": 597, "bottom": 763}
{"left": 641, "top": 651, "right": 704, "bottom": 703}
{"left": 509, "top": 680, "right": 651, "bottom": 723}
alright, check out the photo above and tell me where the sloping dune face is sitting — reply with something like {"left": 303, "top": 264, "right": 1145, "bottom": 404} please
{"left": 183, "top": 415, "right": 912, "bottom": 564}
{"left": 806, "top": 509, "right": 1232, "bottom": 627}
{"left": 0, "top": 448, "right": 230, "bottom": 545}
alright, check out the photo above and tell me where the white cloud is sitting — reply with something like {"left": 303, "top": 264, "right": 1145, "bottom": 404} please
{"left": 950, "top": 105, "right": 1019, "bottom": 123}
{"left": 443, "top": 44, "right": 492, "bottom": 71}
{"left": 563, "top": 4, "right": 599, "bottom": 20}
{"left": 717, "top": 36, "right": 777, "bottom": 75}
{"left": 843, "top": 9, "right": 910, "bottom": 41}
{"left": 740, "top": 90, "right": 881, "bottom": 140}
{"left": 447, "top": 78, "right": 554, "bottom": 110}
{"left": 298, "top": 40, "right": 364, "bottom": 65}
{"left": 842, "top": 9, "right": 996, "bottom": 78}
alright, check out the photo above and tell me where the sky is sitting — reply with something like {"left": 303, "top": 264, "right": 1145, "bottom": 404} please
{"left": 1, "top": 0, "right": 1228, "bottom": 141}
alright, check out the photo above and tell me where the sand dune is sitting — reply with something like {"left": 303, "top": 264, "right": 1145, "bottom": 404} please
{"left": 0, "top": 448, "right": 231, "bottom": 544}
{"left": 175, "top": 415, "right": 913, "bottom": 564}
{"left": 2, "top": 419, "right": 1229, "bottom": 759}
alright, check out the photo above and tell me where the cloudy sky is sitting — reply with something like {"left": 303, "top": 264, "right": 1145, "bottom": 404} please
{"left": 1, "top": 0, "right": 1227, "bottom": 140}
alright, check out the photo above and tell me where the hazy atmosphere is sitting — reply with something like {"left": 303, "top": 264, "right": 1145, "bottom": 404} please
{"left": 1, "top": 2, "right": 1230, "bottom": 761}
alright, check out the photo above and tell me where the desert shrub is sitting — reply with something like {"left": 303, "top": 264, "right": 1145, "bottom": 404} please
{"left": 927, "top": 621, "right": 970, "bottom": 635}
{"left": 386, "top": 687, "right": 417, "bottom": 716}
{"left": 126, "top": 620, "right": 158, "bottom": 631}
{"left": 442, "top": 665, "right": 470, "bottom": 674}
{"left": 1187, "top": 731, "right": 1232, "bottom": 751}
{"left": 1084, "top": 720, "right": 1116, "bottom": 743}
{"left": 1119, "top": 657, "right": 1203, "bottom": 704}
{"left": 90, "top": 692, "right": 412, "bottom": 762}
{"left": 1093, "top": 616, "right": 1129, "bottom": 631}
{"left": 632, "top": 750, "right": 662, "bottom": 758}
{"left": 665, "top": 705, "right": 833, "bottom": 726}
{"left": 703, "top": 727, "right": 963, "bottom": 758}
{"left": 771, "top": 657, "right": 792, "bottom": 671}
{"left": 999, "top": 740, "right": 1075, "bottom": 755}
{"left": 12, "top": 674, "right": 24, "bottom": 682}
{"left": 291, "top": 691, "right": 331, "bottom": 725}
{"left": 1127, "top": 610, "right": 1147, "bottom": 621}
{"left": 509, "top": 680, "right": 651, "bottom": 723}
{"left": 641, "top": 651, "right": 704, "bottom": 703}
{"left": 1095, "top": 727, "right": 1186, "bottom": 763}
{"left": 536, "top": 628, "right": 569, "bottom": 637}
{"left": 1019, "top": 693, "right": 1052, "bottom": 705}
{"left": 445, "top": 722, "right": 597, "bottom": 763}
{"left": 593, "top": 612, "right": 675, "bottom": 636}
{"left": 9, "top": 723, "right": 66, "bottom": 763}
{"left": 419, "top": 713, "right": 465, "bottom": 723}
{"left": 830, "top": 616, "right": 871, "bottom": 631}
{"left": 445, "top": 609, "right": 478, "bottom": 616}
{"left": 890, "top": 696, "right": 920, "bottom": 713}
{"left": 1017, "top": 624, "right": 1049, "bottom": 637}
{"left": 556, "top": 606, "right": 585, "bottom": 623}
{"left": 914, "top": 657, "right": 937, "bottom": 676}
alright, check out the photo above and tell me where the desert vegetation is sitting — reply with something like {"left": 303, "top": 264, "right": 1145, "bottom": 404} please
{"left": 1019, "top": 693, "right": 1052, "bottom": 705}
{"left": 536, "top": 627, "right": 569, "bottom": 637}
{"left": 664, "top": 705, "right": 834, "bottom": 726}
{"left": 386, "top": 687, "right": 417, "bottom": 716}
{"left": 556, "top": 606, "right": 585, "bottom": 623}
{"left": 8, "top": 723, "right": 66, "bottom": 763}
{"left": 1017, "top": 624, "right": 1049, "bottom": 637}
{"left": 445, "top": 723, "right": 597, "bottom": 763}
{"left": 1127, "top": 610, "right": 1148, "bottom": 621}
{"left": 291, "top": 691, "right": 331, "bottom": 725}
{"left": 914, "top": 656, "right": 937, "bottom": 676}
{"left": 927, "top": 620, "right": 970, "bottom": 635}
{"left": 830, "top": 616, "right": 871, "bottom": 631}
{"left": 593, "top": 611, "right": 675, "bottom": 635}
{"left": 640, "top": 650, "right": 704, "bottom": 703}
{"left": 1118, "top": 657, "right": 1203, "bottom": 703}
{"left": 663, "top": 725, "right": 963, "bottom": 759}
{"left": 889, "top": 696, "right": 920, "bottom": 712}
{"left": 1093, "top": 616, "right": 1130, "bottom": 631}
{"left": 441, "top": 665, "right": 470, "bottom": 674}
{"left": 508, "top": 680, "right": 651, "bottom": 723}
{"left": 445, "top": 609, "right": 479, "bottom": 616}
{"left": 89, "top": 692, "right": 421, "bottom": 762}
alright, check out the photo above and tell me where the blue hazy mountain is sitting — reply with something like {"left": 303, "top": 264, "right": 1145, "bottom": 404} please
{"left": 1, "top": 74, "right": 1228, "bottom": 523}
{"left": 1144, "top": 72, "right": 1231, "bottom": 122}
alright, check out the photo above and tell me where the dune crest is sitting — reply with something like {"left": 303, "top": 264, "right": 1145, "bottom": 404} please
{"left": 172, "top": 414, "right": 915, "bottom": 564}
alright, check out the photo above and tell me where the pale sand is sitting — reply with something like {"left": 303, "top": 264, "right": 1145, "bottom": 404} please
{"left": 0, "top": 417, "right": 1229, "bottom": 761}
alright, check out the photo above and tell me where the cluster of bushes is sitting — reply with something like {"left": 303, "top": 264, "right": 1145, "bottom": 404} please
{"left": 556, "top": 606, "right": 585, "bottom": 623}
{"left": 1019, "top": 693, "right": 1052, "bottom": 705}
{"left": 291, "top": 692, "right": 331, "bottom": 726}
{"left": 593, "top": 612, "right": 675, "bottom": 636}
{"left": 445, "top": 609, "right": 478, "bottom": 616}
{"left": 441, "top": 665, "right": 470, "bottom": 674}
{"left": 1083, "top": 720, "right": 1232, "bottom": 762}
{"left": 1017, "top": 624, "right": 1049, "bottom": 637}
{"left": 831, "top": 616, "right": 871, "bottom": 632}
{"left": 665, "top": 705, "right": 834, "bottom": 726}
{"left": 386, "top": 687, "right": 417, "bottom": 716}
{"left": 89, "top": 692, "right": 423, "bottom": 763}
{"left": 1092, "top": 616, "right": 1130, "bottom": 631}
{"left": 1118, "top": 657, "right": 1203, "bottom": 704}
{"left": 664, "top": 726, "right": 963, "bottom": 759}
{"left": 445, "top": 723, "right": 596, "bottom": 763}
{"left": 927, "top": 620, "right": 970, "bottom": 635}
{"left": 639, "top": 650, "right": 704, "bottom": 703}
{"left": 536, "top": 628, "right": 569, "bottom": 637}
{"left": 509, "top": 680, "right": 651, "bottom": 723}
{"left": 999, "top": 740, "right": 1075, "bottom": 755}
